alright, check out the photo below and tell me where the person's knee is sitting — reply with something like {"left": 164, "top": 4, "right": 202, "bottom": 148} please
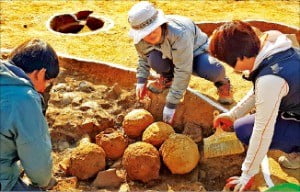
{"left": 194, "top": 54, "right": 226, "bottom": 82}
{"left": 234, "top": 119, "right": 252, "bottom": 145}
{"left": 148, "top": 50, "right": 172, "bottom": 73}
{"left": 207, "top": 56, "right": 226, "bottom": 82}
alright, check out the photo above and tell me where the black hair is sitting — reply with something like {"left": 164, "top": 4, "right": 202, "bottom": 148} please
{"left": 9, "top": 38, "right": 59, "bottom": 79}
{"left": 161, "top": 23, "right": 168, "bottom": 36}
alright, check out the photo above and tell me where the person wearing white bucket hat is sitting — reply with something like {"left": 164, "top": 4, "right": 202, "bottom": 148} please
{"left": 128, "top": 1, "right": 234, "bottom": 124}
{"left": 128, "top": 2, "right": 168, "bottom": 45}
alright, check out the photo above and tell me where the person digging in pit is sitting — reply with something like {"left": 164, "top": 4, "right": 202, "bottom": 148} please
{"left": 0, "top": 39, "right": 59, "bottom": 191}
{"left": 209, "top": 20, "right": 300, "bottom": 191}
{"left": 128, "top": 1, "right": 234, "bottom": 124}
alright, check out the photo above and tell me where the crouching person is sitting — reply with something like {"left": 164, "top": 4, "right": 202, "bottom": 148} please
{"left": 128, "top": 1, "right": 234, "bottom": 124}
{"left": 0, "top": 39, "right": 59, "bottom": 191}
{"left": 209, "top": 21, "right": 300, "bottom": 191}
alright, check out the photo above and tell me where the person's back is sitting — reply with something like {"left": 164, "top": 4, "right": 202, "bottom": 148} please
{"left": 135, "top": 14, "right": 208, "bottom": 60}
{"left": 0, "top": 38, "right": 59, "bottom": 191}
{"left": 0, "top": 61, "right": 52, "bottom": 190}
{"left": 166, "top": 15, "right": 208, "bottom": 56}
{"left": 209, "top": 20, "right": 300, "bottom": 190}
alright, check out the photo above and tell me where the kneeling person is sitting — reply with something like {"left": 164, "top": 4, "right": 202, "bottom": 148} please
{"left": 128, "top": 1, "right": 234, "bottom": 124}
{"left": 0, "top": 39, "right": 59, "bottom": 191}
{"left": 210, "top": 20, "right": 300, "bottom": 191}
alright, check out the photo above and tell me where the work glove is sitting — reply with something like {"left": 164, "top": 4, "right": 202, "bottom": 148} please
{"left": 136, "top": 83, "right": 147, "bottom": 100}
{"left": 213, "top": 112, "right": 235, "bottom": 132}
{"left": 224, "top": 175, "right": 254, "bottom": 192}
{"left": 163, "top": 106, "right": 176, "bottom": 124}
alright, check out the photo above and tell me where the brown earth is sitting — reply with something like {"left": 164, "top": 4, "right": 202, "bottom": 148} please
{"left": 47, "top": 69, "right": 209, "bottom": 191}
{"left": 43, "top": 66, "right": 297, "bottom": 191}
{"left": 1, "top": 0, "right": 299, "bottom": 191}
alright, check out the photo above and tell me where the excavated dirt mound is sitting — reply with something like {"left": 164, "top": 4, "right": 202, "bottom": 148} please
{"left": 46, "top": 67, "right": 243, "bottom": 191}
{"left": 1, "top": 53, "right": 299, "bottom": 191}
{"left": 32, "top": 65, "right": 297, "bottom": 191}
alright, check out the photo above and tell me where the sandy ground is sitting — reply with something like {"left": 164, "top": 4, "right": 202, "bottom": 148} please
{"left": 1, "top": 0, "right": 299, "bottom": 103}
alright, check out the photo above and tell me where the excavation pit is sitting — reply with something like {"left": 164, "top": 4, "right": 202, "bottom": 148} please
{"left": 45, "top": 65, "right": 232, "bottom": 191}
{"left": 2, "top": 19, "right": 299, "bottom": 191}
{"left": 47, "top": 10, "right": 113, "bottom": 35}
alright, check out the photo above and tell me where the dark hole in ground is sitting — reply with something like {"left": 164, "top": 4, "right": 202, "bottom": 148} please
{"left": 75, "top": 10, "right": 93, "bottom": 20}
{"left": 50, "top": 14, "right": 83, "bottom": 34}
{"left": 86, "top": 17, "right": 104, "bottom": 30}
{"left": 49, "top": 11, "right": 105, "bottom": 34}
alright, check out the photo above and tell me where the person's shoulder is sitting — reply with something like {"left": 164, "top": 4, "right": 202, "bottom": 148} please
{"left": 166, "top": 15, "right": 194, "bottom": 36}
{"left": 167, "top": 15, "right": 193, "bottom": 24}
{"left": 6, "top": 86, "right": 41, "bottom": 106}
{"left": 135, "top": 40, "right": 152, "bottom": 53}
{"left": 0, "top": 86, "right": 41, "bottom": 125}
{"left": 256, "top": 75, "right": 287, "bottom": 90}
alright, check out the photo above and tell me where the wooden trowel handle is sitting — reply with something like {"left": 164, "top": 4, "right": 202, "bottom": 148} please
{"left": 213, "top": 110, "right": 225, "bottom": 135}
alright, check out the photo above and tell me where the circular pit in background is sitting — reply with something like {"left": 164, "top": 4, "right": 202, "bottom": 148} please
{"left": 47, "top": 10, "right": 114, "bottom": 36}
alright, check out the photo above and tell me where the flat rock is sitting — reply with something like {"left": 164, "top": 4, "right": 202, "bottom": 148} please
{"left": 92, "top": 168, "right": 125, "bottom": 188}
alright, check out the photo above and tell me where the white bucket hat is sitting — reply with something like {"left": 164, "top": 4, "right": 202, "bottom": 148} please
{"left": 128, "top": 1, "right": 168, "bottom": 44}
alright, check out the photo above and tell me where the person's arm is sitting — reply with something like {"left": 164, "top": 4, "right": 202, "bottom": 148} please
{"left": 166, "top": 31, "right": 194, "bottom": 106}
{"left": 135, "top": 43, "right": 151, "bottom": 84}
{"left": 241, "top": 75, "right": 289, "bottom": 178}
{"left": 214, "top": 89, "right": 256, "bottom": 130}
{"left": 13, "top": 92, "right": 52, "bottom": 187}
{"left": 228, "top": 89, "right": 256, "bottom": 120}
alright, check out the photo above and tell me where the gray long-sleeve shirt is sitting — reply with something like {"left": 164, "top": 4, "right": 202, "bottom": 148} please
{"left": 135, "top": 15, "right": 208, "bottom": 105}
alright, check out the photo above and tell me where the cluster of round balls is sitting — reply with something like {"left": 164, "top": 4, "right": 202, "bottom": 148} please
{"left": 122, "top": 109, "right": 200, "bottom": 182}
{"left": 60, "top": 109, "right": 200, "bottom": 183}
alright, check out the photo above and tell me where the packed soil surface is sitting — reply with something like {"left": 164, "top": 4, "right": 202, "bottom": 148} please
{"left": 1, "top": 0, "right": 299, "bottom": 102}
{"left": 1, "top": 0, "right": 299, "bottom": 191}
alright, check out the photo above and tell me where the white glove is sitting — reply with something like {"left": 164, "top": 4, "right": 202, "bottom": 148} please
{"left": 224, "top": 173, "right": 254, "bottom": 192}
{"left": 163, "top": 106, "right": 176, "bottom": 124}
{"left": 136, "top": 83, "right": 146, "bottom": 100}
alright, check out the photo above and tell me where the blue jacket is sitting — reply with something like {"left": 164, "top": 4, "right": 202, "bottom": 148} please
{"left": 246, "top": 48, "right": 300, "bottom": 115}
{"left": 0, "top": 61, "right": 52, "bottom": 190}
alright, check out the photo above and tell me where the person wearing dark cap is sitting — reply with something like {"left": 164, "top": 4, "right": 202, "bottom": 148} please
{"left": 0, "top": 39, "right": 59, "bottom": 191}
{"left": 128, "top": 1, "right": 234, "bottom": 124}
{"left": 209, "top": 20, "right": 300, "bottom": 191}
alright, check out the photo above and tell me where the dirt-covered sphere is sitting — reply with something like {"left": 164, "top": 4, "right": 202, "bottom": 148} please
{"left": 142, "top": 121, "right": 175, "bottom": 147}
{"left": 65, "top": 141, "right": 106, "bottom": 180}
{"left": 122, "top": 109, "right": 154, "bottom": 138}
{"left": 95, "top": 128, "right": 128, "bottom": 160}
{"left": 160, "top": 133, "right": 200, "bottom": 174}
{"left": 122, "top": 141, "right": 160, "bottom": 182}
